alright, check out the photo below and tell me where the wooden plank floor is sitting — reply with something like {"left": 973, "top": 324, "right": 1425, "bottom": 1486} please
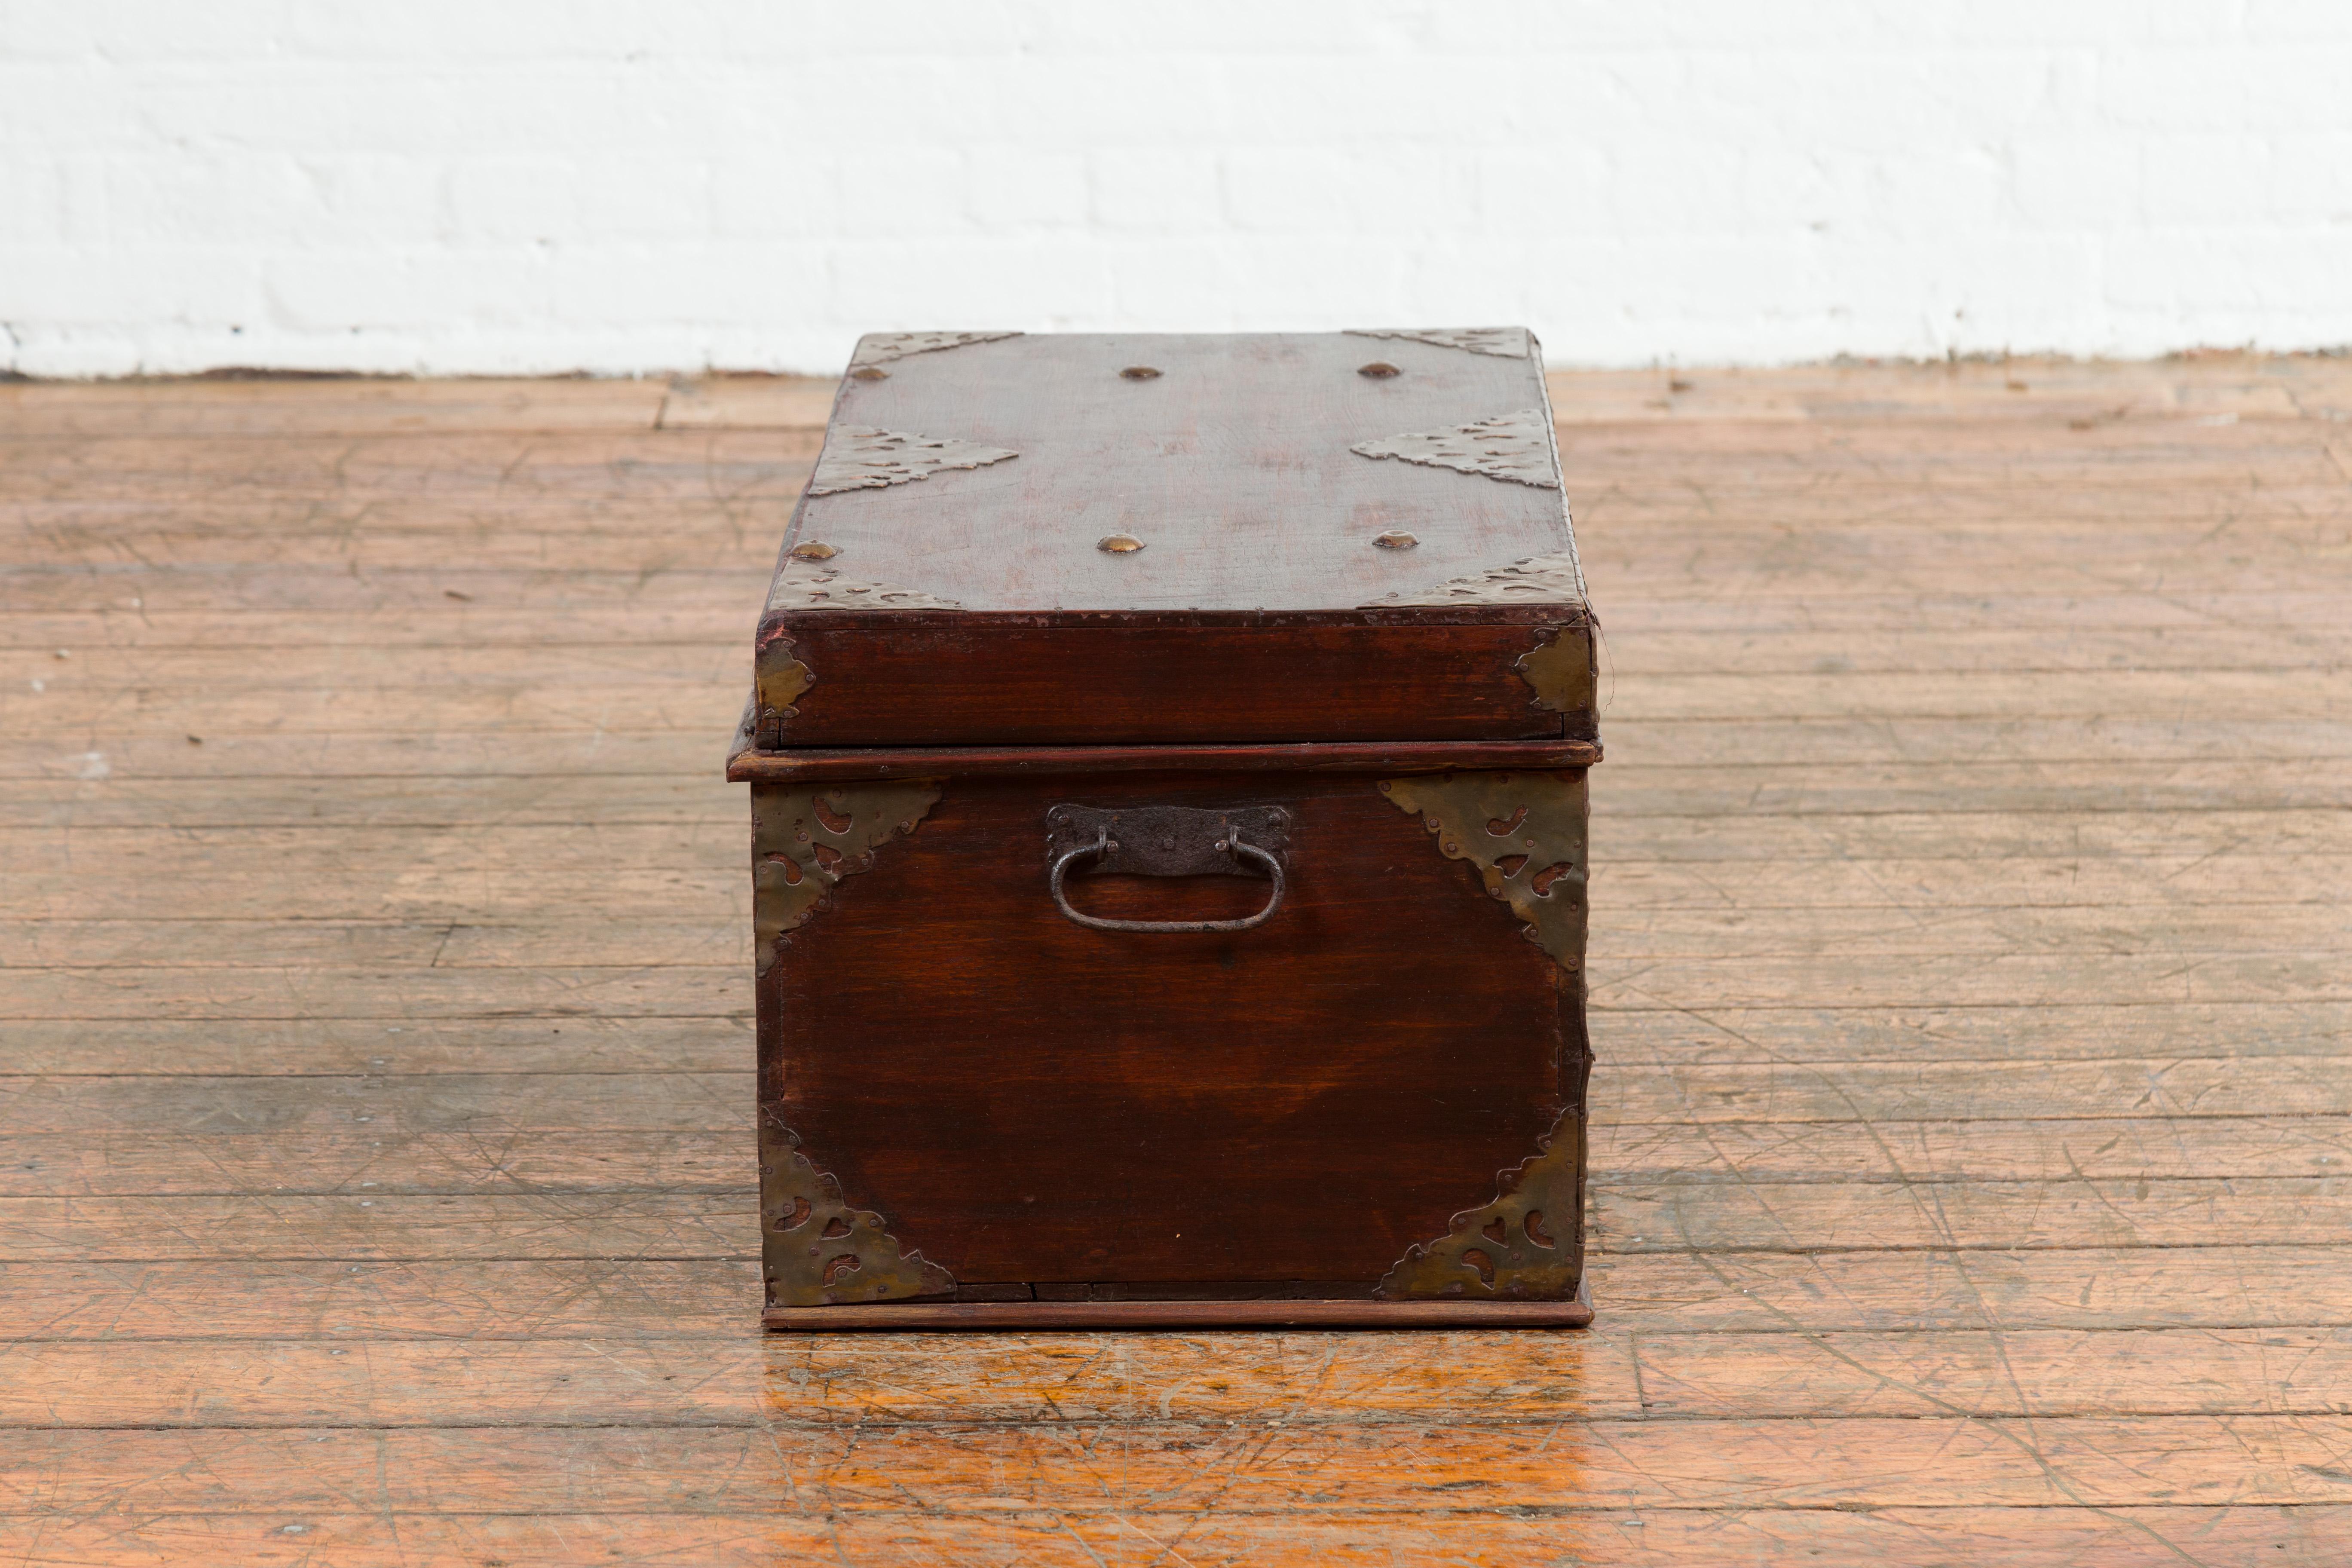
{"left": 3, "top": 355, "right": 2350, "bottom": 1565}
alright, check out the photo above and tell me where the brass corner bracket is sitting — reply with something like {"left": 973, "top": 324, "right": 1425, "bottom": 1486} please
{"left": 1516, "top": 624, "right": 1594, "bottom": 716}
{"left": 760, "top": 1118, "right": 955, "bottom": 1309}
{"left": 1377, "top": 770, "right": 1587, "bottom": 970}
{"left": 752, "top": 630, "right": 815, "bottom": 748}
{"left": 1376, "top": 1115, "right": 1585, "bottom": 1301}
{"left": 752, "top": 778, "right": 943, "bottom": 974}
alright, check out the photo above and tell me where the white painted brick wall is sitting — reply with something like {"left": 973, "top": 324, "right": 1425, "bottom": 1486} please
{"left": 3, "top": 0, "right": 2349, "bottom": 375}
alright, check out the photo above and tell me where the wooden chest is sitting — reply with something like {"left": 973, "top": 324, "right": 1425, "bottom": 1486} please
{"left": 729, "top": 329, "right": 1600, "bottom": 1328}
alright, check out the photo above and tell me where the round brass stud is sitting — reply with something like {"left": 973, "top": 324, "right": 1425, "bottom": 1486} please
{"left": 1120, "top": 366, "right": 1162, "bottom": 380}
{"left": 1372, "top": 530, "right": 1419, "bottom": 549}
{"left": 848, "top": 365, "right": 888, "bottom": 380}
{"left": 789, "top": 541, "right": 839, "bottom": 561}
{"left": 1358, "top": 361, "right": 1400, "bottom": 379}
{"left": 1097, "top": 534, "right": 1145, "bottom": 554}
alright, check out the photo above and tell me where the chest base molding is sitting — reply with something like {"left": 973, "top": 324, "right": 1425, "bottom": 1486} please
{"left": 763, "top": 1289, "right": 1593, "bottom": 1332}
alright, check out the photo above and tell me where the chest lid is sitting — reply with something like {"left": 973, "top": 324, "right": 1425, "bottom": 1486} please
{"left": 753, "top": 329, "right": 1594, "bottom": 749}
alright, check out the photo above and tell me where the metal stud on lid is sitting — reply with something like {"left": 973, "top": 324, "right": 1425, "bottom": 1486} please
{"left": 1373, "top": 531, "right": 1419, "bottom": 549}
{"left": 1097, "top": 534, "right": 1145, "bottom": 554}
{"left": 1358, "top": 362, "right": 1401, "bottom": 379}
{"left": 849, "top": 366, "right": 888, "bottom": 380}
{"left": 1119, "top": 366, "right": 1161, "bottom": 380}
{"left": 790, "top": 541, "right": 839, "bottom": 560}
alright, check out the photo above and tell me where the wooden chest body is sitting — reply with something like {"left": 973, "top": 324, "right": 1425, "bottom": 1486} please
{"left": 732, "top": 329, "right": 1599, "bottom": 1327}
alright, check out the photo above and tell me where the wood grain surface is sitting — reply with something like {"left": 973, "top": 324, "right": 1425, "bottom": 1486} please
{"left": 763, "top": 772, "right": 1579, "bottom": 1287}
{"left": 3, "top": 355, "right": 2349, "bottom": 1564}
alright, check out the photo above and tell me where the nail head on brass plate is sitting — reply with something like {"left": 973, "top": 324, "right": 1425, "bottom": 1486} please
{"left": 1097, "top": 534, "right": 1145, "bottom": 554}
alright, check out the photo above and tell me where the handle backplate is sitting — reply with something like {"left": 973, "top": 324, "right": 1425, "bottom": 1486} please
{"left": 1045, "top": 804, "right": 1291, "bottom": 934}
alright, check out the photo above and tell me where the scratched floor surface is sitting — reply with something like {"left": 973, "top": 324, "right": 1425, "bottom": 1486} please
{"left": 3, "top": 359, "right": 2351, "bottom": 1565}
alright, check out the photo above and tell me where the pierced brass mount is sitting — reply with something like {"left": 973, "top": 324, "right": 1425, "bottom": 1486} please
{"left": 752, "top": 778, "right": 943, "bottom": 974}
{"left": 1377, "top": 770, "right": 1587, "bottom": 971}
{"left": 1376, "top": 1116, "right": 1586, "bottom": 1301}
{"left": 760, "top": 1117, "right": 955, "bottom": 1309}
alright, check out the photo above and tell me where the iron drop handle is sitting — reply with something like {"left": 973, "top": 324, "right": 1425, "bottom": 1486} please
{"left": 1049, "top": 830, "right": 1286, "bottom": 934}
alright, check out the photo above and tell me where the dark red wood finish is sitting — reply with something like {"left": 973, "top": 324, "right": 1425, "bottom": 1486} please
{"left": 748, "top": 330, "right": 1597, "bottom": 1326}
{"left": 761, "top": 769, "right": 1585, "bottom": 1289}
{"left": 760, "top": 613, "right": 1588, "bottom": 747}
